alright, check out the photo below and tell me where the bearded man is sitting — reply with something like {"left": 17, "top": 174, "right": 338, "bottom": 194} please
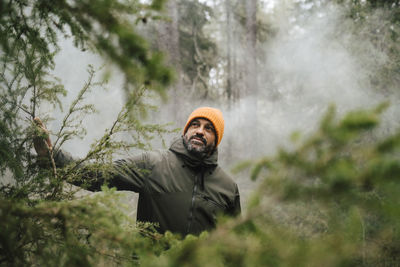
{"left": 35, "top": 107, "right": 241, "bottom": 236}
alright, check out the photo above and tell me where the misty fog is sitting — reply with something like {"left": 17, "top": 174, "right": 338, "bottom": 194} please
{"left": 41, "top": 1, "right": 400, "bottom": 210}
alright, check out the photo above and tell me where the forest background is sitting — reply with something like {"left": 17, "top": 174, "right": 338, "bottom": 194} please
{"left": 1, "top": 0, "right": 400, "bottom": 266}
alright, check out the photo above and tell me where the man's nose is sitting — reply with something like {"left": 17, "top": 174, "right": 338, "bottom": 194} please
{"left": 195, "top": 126, "right": 205, "bottom": 135}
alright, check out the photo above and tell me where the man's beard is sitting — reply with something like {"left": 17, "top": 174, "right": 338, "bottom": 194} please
{"left": 183, "top": 134, "right": 215, "bottom": 158}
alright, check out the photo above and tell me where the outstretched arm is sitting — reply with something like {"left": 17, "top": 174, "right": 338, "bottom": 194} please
{"left": 33, "top": 117, "right": 148, "bottom": 193}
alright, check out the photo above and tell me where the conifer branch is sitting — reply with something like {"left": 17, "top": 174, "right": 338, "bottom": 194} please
{"left": 2, "top": 98, "right": 33, "bottom": 117}
{"left": 47, "top": 149, "right": 59, "bottom": 200}
{"left": 52, "top": 67, "right": 96, "bottom": 153}
{"left": 32, "top": 84, "right": 37, "bottom": 119}
{"left": 59, "top": 85, "right": 147, "bottom": 181}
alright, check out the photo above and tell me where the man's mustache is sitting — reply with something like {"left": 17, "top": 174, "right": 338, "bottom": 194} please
{"left": 189, "top": 134, "right": 206, "bottom": 145}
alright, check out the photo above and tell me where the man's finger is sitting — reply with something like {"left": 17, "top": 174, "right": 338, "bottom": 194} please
{"left": 34, "top": 117, "right": 46, "bottom": 130}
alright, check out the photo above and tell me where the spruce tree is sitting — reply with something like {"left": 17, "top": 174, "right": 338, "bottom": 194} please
{"left": 0, "top": 0, "right": 177, "bottom": 265}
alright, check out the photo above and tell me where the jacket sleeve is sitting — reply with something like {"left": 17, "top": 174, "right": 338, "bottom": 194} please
{"left": 54, "top": 150, "right": 150, "bottom": 193}
{"left": 228, "top": 184, "right": 241, "bottom": 216}
{"left": 108, "top": 154, "right": 150, "bottom": 192}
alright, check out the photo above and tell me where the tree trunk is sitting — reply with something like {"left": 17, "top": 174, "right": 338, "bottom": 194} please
{"left": 225, "top": 0, "right": 233, "bottom": 106}
{"left": 156, "top": 0, "right": 182, "bottom": 118}
{"left": 245, "top": 0, "right": 258, "bottom": 98}
{"left": 244, "top": 0, "right": 259, "bottom": 152}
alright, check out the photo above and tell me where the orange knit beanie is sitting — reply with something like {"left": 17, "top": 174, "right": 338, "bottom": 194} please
{"left": 183, "top": 107, "right": 225, "bottom": 146}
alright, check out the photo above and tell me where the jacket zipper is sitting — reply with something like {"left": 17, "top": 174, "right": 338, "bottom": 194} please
{"left": 186, "top": 174, "right": 199, "bottom": 234}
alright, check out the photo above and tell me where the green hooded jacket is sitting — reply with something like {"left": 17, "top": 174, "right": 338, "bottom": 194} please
{"left": 57, "top": 136, "right": 241, "bottom": 236}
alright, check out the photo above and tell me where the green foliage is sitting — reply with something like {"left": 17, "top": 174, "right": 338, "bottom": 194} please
{"left": 140, "top": 104, "right": 400, "bottom": 266}
{"left": 2, "top": 0, "right": 400, "bottom": 266}
{"left": 346, "top": 0, "right": 400, "bottom": 94}
{"left": 0, "top": 0, "right": 174, "bottom": 198}
{"left": 0, "top": 0, "right": 173, "bottom": 93}
{"left": 0, "top": 63, "right": 177, "bottom": 264}
{"left": 0, "top": 0, "right": 180, "bottom": 265}
{"left": 307, "top": 0, "right": 400, "bottom": 94}
{"left": 0, "top": 187, "right": 175, "bottom": 266}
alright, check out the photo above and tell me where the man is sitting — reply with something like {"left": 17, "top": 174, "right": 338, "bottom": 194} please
{"left": 35, "top": 107, "right": 241, "bottom": 236}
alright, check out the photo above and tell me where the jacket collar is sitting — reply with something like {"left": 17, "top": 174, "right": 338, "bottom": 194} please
{"left": 169, "top": 136, "right": 218, "bottom": 168}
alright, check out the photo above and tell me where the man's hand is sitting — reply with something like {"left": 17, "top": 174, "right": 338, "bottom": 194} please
{"left": 33, "top": 117, "right": 53, "bottom": 157}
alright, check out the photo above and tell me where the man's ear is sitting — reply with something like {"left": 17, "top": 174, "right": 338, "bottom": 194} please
{"left": 213, "top": 130, "right": 218, "bottom": 146}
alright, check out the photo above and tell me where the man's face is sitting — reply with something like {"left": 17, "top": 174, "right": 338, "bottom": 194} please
{"left": 183, "top": 118, "right": 216, "bottom": 156}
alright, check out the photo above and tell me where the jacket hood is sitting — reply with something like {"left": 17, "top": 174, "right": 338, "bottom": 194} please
{"left": 169, "top": 136, "right": 218, "bottom": 168}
